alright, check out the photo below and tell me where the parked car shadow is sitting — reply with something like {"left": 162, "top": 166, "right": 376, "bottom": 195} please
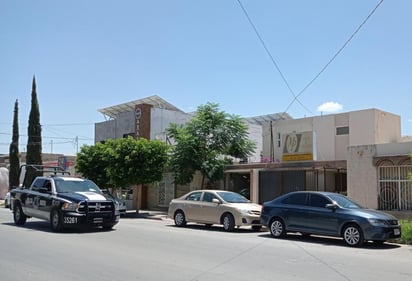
{"left": 1, "top": 221, "right": 116, "bottom": 234}
{"left": 258, "top": 232, "right": 402, "bottom": 249}
{"left": 121, "top": 211, "right": 167, "bottom": 220}
{"left": 166, "top": 223, "right": 261, "bottom": 233}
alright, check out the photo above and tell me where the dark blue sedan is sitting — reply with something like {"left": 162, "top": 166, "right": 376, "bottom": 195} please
{"left": 260, "top": 191, "right": 401, "bottom": 247}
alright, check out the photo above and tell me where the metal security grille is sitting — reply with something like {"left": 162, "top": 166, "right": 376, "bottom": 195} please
{"left": 157, "top": 173, "right": 174, "bottom": 207}
{"left": 378, "top": 165, "right": 412, "bottom": 211}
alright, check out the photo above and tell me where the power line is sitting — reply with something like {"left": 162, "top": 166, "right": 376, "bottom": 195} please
{"left": 0, "top": 132, "right": 92, "bottom": 141}
{"left": 42, "top": 123, "right": 94, "bottom": 126}
{"left": 0, "top": 122, "right": 94, "bottom": 126}
{"left": 236, "top": 0, "right": 384, "bottom": 159}
{"left": 236, "top": 0, "right": 313, "bottom": 115}
{"left": 294, "top": 0, "right": 384, "bottom": 101}
{"left": 237, "top": 0, "right": 384, "bottom": 118}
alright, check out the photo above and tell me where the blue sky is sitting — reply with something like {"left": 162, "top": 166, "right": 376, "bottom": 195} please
{"left": 1, "top": 0, "right": 411, "bottom": 156}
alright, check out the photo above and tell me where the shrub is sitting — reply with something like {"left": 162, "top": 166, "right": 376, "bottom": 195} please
{"left": 398, "top": 220, "right": 412, "bottom": 245}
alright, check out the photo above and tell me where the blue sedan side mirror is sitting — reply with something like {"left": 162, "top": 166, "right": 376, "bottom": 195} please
{"left": 326, "top": 203, "right": 338, "bottom": 210}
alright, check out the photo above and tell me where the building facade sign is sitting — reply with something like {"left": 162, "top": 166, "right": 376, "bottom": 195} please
{"left": 282, "top": 131, "right": 313, "bottom": 162}
{"left": 134, "top": 104, "right": 152, "bottom": 140}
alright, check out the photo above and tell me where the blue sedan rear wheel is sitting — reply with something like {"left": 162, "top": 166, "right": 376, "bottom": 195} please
{"left": 269, "top": 218, "right": 286, "bottom": 238}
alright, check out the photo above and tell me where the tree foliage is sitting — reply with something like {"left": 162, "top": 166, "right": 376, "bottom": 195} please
{"left": 24, "top": 76, "right": 42, "bottom": 187}
{"left": 75, "top": 142, "right": 112, "bottom": 188}
{"left": 9, "top": 99, "right": 20, "bottom": 189}
{"left": 166, "top": 103, "right": 256, "bottom": 187}
{"left": 76, "top": 137, "right": 169, "bottom": 189}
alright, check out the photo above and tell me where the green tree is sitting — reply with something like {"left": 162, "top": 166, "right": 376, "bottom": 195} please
{"left": 76, "top": 142, "right": 112, "bottom": 188}
{"left": 24, "top": 76, "right": 43, "bottom": 187}
{"left": 166, "top": 103, "right": 256, "bottom": 187}
{"left": 9, "top": 99, "right": 20, "bottom": 189}
{"left": 105, "top": 137, "right": 169, "bottom": 188}
{"left": 76, "top": 137, "right": 169, "bottom": 189}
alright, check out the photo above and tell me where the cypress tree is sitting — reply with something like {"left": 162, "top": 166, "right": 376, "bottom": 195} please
{"left": 9, "top": 99, "right": 20, "bottom": 189}
{"left": 24, "top": 76, "right": 43, "bottom": 187}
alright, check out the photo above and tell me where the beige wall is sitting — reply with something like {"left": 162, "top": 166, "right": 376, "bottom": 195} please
{"left": 349, "top": 109, "right": 401, "bottom": 145}
{"left": 261, "top": 109, "right": 402, "bottom": 164}
{"left": 313, "top": 115, "right": 336, "bottom": 161}
{"left": 347, "top": 145, "right": 379, "bottom": 208}
{"left": 348, "top": 141, "right": 412, "bottom": 209}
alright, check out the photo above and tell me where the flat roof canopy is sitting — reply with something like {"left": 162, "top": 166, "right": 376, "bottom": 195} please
{"left": 244, "top": 112, "right": 292, "bottom": 125}
{"left": 98, "top": 95, "right": 184, "bottom": 119}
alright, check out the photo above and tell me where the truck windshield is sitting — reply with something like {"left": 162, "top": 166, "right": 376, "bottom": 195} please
{"left": 55, "top": 179, "right": 102, "bottom": 194}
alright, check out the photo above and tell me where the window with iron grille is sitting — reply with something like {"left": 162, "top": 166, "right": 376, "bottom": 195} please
{"left": 378, "top": 165, "right": 412, "bottom": 211}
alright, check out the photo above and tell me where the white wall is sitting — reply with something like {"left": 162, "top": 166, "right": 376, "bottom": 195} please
{"left": 150, "top": 108, "right": 190, "bottom": 141}
{"left": 375, "top": 142, "right": 412, "bottom": 156}
{"left": 246, "top": 123, "right": 262, "bottom": 163}
{"left": 95, "top": 111, "right": 135, "bottom": 142}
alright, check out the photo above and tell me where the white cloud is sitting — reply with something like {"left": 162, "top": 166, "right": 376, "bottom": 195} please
{"left": 317, "top": 101, "right": 343, "bottom": 113}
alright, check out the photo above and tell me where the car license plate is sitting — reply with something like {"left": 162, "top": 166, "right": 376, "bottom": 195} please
{"left": 394, "top": 228, "right": 400, "bottom": 236}
{"left": 64, "top": 217, "right": 78, "bottom": 224}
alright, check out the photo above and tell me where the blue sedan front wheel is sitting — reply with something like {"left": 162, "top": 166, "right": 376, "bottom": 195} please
{"left": 343, "top": 224, "right": 364, "bottom": 247}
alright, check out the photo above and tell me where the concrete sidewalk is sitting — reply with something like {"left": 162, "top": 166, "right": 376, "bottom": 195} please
{"left": 123, "top": 210, "right": 169, "bottom": 220}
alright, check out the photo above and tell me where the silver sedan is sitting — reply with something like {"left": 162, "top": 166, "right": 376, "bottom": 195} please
{"left": 168, "top": 190, "right": 262, "bottom": 232}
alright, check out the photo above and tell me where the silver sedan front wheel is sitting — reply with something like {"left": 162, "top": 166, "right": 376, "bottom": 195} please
{"left": 222, "top": 213, "right": 235, "bottom": 232}
{"left": 174, "top": 210, "right": 186, "bottom": 227}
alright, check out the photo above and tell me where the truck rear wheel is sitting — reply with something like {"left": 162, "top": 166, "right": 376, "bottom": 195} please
{"left": 13, "top": 203, "right": 27, "bottom": 225}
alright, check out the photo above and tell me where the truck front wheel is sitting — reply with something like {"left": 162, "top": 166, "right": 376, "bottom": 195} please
{"left": 13, "top": 203, "right": 27, "bottom": 225}
{"left": 51, "top": 209, "right": 63, "bottom": 232}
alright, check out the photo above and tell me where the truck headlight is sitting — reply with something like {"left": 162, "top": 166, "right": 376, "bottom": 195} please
{"left": 62, "top": 202, "right": 79, "bottom": 211}
{"left": 114, "top": 202, "right": 120, "bottom": 211}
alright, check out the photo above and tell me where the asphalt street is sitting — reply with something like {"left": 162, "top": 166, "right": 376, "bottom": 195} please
{"left": 1, "top": 207, "right": 411, "bottom": 281}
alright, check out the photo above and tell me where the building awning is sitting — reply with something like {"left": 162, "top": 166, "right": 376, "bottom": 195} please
{"left": 98, "top": 95, "right": 184, "bottom": 119}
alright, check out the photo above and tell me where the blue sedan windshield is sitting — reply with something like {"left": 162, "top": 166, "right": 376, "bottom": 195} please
{"left": 328, "top": 194, "right": 363, "bottom": 209}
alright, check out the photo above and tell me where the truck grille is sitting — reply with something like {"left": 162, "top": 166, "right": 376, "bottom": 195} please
{"left": 78, "top": 201, "right": 114, "bottom": 213}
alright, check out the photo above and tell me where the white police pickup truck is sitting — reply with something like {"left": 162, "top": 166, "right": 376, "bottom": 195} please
{"left": 10, "top": 165, "right": 120, "bottom": 232}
